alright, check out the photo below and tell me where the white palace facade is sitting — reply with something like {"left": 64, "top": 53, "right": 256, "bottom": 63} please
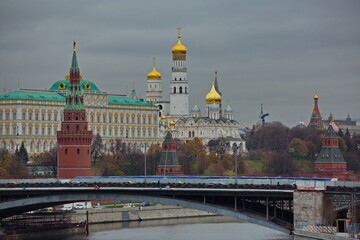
{"left": 0, "top": 45, "right": 160, "bottom": 155}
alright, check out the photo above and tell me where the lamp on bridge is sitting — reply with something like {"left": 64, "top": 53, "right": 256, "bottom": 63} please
{"left": 232, "top": 143, "right": 239, "bottom": 185}
{"left": 140, "top": 142, "right": 149, "bottom": 183}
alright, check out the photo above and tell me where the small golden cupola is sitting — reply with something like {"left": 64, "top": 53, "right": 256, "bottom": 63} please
{"left": 147, "top": 58, "right": 161, "bottom": 80}
{"left": 172, "top": 27, "right": 187, "bottom": 57}
{"left": 206, "top": 82, "right": 221, "bottom": 104}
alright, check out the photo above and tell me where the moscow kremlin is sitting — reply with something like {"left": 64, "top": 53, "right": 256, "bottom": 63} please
{"left": 0, "top": 29, "right": 359, "bottom": 181}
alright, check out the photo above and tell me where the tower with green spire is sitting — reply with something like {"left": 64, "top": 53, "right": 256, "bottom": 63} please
{"left": 157, "top": 131, "right": 183, "bottom": 176}
{"left": 57, "top": 41, "right": 93, "bottom": 178}
{"left": 314, "top": 124, "right": 346, "bottom": 172}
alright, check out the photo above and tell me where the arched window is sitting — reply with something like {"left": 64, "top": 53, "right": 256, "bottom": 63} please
{"left": 179, "top": 87, "right": 182, "bottom": 93}
{"left": 77, "top": 148, "right": 80, "bottom": 154}
{"left": 173, "top": 87, "right": 176, "bottom": 93}
{"left": 76, "top": 125, "right": 79, "bottom": 131}
{"left": 185, "top": 87, "right": 187, "bottom": 93}
{"left": 65, "top": 148, "right": 68, "bottom": 154}
{"left": 189, "top": 131, "right": 191, "bottom": 138}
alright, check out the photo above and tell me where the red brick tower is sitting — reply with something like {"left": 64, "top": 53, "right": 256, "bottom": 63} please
{"left": 314, "top": 124, "right": 347, "bottom": 172}
{"left": 308, "top": 93, "right": 324, "bottom": 129}
{"left": 157, "top": 131, "right": 183, "bottom": 176}
{"left": 57, "top": 41, "right": 93, "bottom": 178}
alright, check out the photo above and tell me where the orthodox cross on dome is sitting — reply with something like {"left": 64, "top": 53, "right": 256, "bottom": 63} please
{"left": 153, "top": 57, "right": 156, "bottom": 67}
{"left": 177, "top": 27, "right": 182, "bottom": 38}
{"left": 73, "top": 40, "right": 76, "bottom": 51}
{"left": 214, "top": 70, "right": 221, "bottom": 96}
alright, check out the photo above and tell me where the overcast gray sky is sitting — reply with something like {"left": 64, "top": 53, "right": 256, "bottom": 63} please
{"left": 1, "top": 0, "right": 359, "bottom": 127}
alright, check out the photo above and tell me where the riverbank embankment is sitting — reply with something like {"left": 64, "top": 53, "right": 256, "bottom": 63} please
{"left": 71, "top": 205, "right": 217, "bottom": 224}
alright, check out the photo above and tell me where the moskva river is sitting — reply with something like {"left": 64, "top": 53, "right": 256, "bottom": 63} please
{"left": 55, "top": 216, "right": 290, "bottom": 240}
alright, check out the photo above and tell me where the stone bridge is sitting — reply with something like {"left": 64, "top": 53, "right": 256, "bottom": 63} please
{"left": 0, "top": 178, "right": 359, "bottom": 235}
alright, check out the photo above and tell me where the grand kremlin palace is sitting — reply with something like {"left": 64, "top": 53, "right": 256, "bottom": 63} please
{"left": 0, "top": 56, "right": 160, "bottom": 155}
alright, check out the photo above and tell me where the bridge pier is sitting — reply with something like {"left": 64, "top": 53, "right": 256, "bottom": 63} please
{"left": 293, "top": 190, "right": 325, "bottom": 229}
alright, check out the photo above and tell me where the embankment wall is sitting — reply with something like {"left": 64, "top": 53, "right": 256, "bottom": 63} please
{"left": 70, "top": 205, "right": 217, "bottom": 224}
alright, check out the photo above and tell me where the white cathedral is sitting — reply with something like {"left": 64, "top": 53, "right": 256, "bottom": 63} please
{"left": 145, "top": 29, "right": 246, "bottom": 153}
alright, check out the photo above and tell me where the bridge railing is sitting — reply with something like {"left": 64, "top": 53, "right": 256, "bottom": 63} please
{"left": 0, "top": 177, "right": 359, "bottom": 190}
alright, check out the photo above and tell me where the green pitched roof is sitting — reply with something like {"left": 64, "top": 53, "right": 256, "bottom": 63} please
{"left": 108, "top": 95, "right": 156, "bottom": 107}
{"left": 71, "top": 49, "right": 79, "bottom": 71}
{"left": 324, "top": 124, "right": 338, "bottom": 138}
{"left": 0, "top": 90, "right": 65, "bottom": 102}
{"left": 49, "top": 80, "right": 101, "bottom": 93}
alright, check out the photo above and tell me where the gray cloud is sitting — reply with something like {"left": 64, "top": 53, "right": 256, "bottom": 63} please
{"left": 1, "top": 0, "right": 359, "bottom": 127}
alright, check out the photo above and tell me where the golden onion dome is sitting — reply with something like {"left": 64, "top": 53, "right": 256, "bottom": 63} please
{"left": 206, "top": 83, "right": 221, "bottom": 104}
{"left": 172, "top": 37, "right": 187, "bottom": 55}
{"left": 172, "top": 28, "right": 187, "bottom": 55}
{"left": 147, "top": 66, "right": 161, "bottom": 79}
{"left": 169, "top": 121, "right": 175, "bottom": 126}
{"left": 161, "top": 115, "right": 167, "bottom": 120}
{"left": 314, "top": 94, "right": 319, "bottom": 100}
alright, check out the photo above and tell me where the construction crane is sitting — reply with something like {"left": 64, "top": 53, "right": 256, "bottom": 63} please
{"left": 259, "top": 104, "right": 269, "bottom": 126}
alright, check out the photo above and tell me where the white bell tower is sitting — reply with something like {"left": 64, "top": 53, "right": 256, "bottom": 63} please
{"left": 170, "top": 27, "right": 189, "bottom": 117}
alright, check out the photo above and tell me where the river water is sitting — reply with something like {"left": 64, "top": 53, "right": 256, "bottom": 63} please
{"left": 56, "top": 216, "right": 290, "bottom": 240}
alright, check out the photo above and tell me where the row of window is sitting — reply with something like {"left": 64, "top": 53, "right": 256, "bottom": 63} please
{"left": 88, "top": 113, "right": 157, "bottom": 124}
{"left": 0, "top": 110, "right": 158, "bottom": 125}
{"left": 172, "top": 86, "right": 188, "bottom": 94}
{"left": 0, "top": 124, "right": 158, "bottom": 138}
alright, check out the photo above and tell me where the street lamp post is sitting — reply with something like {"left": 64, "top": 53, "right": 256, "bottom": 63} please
{"left": 232, "top": 143, "right": 239, "bottom": 185}
{"left": 140, "top": 143, "right": 148, "bottom": 184}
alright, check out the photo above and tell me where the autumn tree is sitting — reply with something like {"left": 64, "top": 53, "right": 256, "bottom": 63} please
{"left": 101, "top": 155, "right": 125, "bottom": 176}
{"left": 8, "top": 153, "right": 28, "bottom": 178}
{"left": 289, "top": 138, "right": 308, "bottom": 158}
{"left": 147, "top": 144, "right": 161, "bottom": 175}
{"left": 0, "top": 148, "right": 11, "bottom": 178}
{"left": 207, "top": 137, "right": 229, "bottom": 159}
{"left": 17, "top": 142, "right": 29, "bottom": 164}
{"left": 32, "top": 147, "right": 58, "bottom": 177}
{"left": 192, "top": 151, "right": 210, "bottom": 175}
{"left": 264, "top": 152, "right": 297, "bottom": 176}
{"left": 343, "top": 152, "right": 360, "bottom": 173}
{"left": 246, "top": 122, "right": 289, "bottom": 151}
{"left": 179, "top": 138, "right": 205, "bottom": 175}
{"left": 204, "top": 163, "right": 225, "bottom": 176}
{"left": 122, "top": 148, "right": 144, "bottom": 176}
{"left": 91, "top": 133, "right": 104, "bottom": 164}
